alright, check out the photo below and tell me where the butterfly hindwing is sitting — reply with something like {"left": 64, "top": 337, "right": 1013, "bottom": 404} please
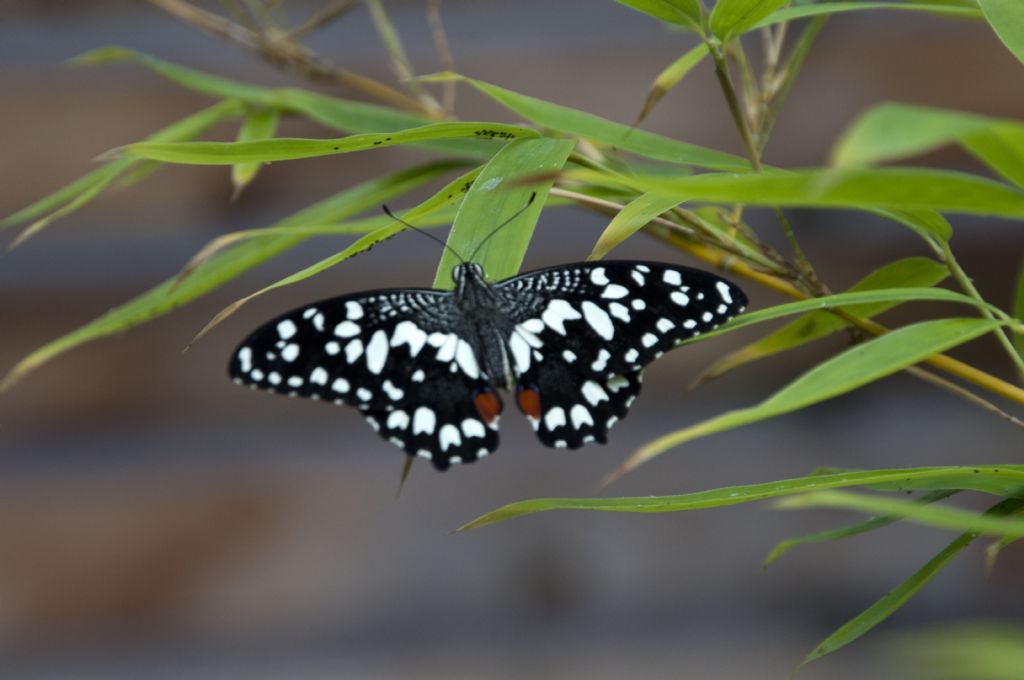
{"left": 228, "top": 289, "right": 500, "bottom": 469}
{"left": 495, "top": 261, "right": 747, "bottom": 445}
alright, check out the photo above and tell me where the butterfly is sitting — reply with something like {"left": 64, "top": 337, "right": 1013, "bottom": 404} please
{"left": 229, "top": 260, "right": 747, "bottom": 470}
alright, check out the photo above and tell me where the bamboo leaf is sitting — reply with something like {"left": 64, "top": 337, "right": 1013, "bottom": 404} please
{"left": 755, "top": 1, "right": 982, "bottom": 29}
{"left": 1, "top": 161, "right": 465, "bottom": 390}
{"left": 698, "top": 257, "right": 950, "bottom": 383}
{"left": 115, "top": 122, "right": 536, "bottom": 164}
{"left": 435, "top": 138, "right": 576, "bottom": 287}
{"left": 589, "top": 192, "right": 682, "bottom": 260}
{"left": 569, "top": 166, "right": 1024, "bottom": 219}
{"left": 617, "top": 318, "right": 1006, "bottom": 477}
{"left": 456, "top": 466, "right": 1024, "bottom": 530}
{"left": 777, "top": 490, "right": 1024, "bottom": 538}
{"left": 798, "top": 498, "right": 1024, "bottom": 668}
{"left": 1014, "top": 260, "right": 1024, "bottom": 366}
{"left": 978, "top": 0, "right": 1024, "bottom": 66}
{"left": 832, "top": 103, "right": 1024, "bottom": 188}
{"left": 898, "top": 622, "right": 1024, "bottom": 680}
{"left": 231, "top": 107, "right": 281, "bottom": 197}
{"left": 710, "top": 0, "right": 791, "bottom": 41}
{"left": 614, "top": 0, "right": 703, "bottom": 31}
{"left": 637, "top": 45, "right": 709, "bottom": 125}
{"left": 423, "top": 73, "right": 751, "bottom": 171}
{"left": 763, "top": 490, "right": 960, "bottom": 567}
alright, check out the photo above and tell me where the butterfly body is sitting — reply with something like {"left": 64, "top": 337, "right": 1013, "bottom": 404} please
{"left": 230, "top": 260, "right": 746, "bottom": 470}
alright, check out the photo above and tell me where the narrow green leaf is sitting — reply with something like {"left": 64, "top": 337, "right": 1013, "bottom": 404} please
{"left": 799, "top": 498, "right": 1024, "bottom": 668}
{"left": 117, "top": 122, "right": 536, "bottom": 164}
{"left": 778, "top": 490, "right": 1024, "bottom": 538}
{"left": 1, "top": 161, "right": 465, "bottom": 390}
{"left": 456, "top": 466, "right": 1024, "bottom": 530}
{"left": 435, "top": 138, "right": 576, "bottom": 287}
{"left": 710, "top": 0, "right": 791, "bottom": 40}
{"left": 589, "top": 192, "right": 682, "bottom": 260}
{"left": 73, "top": 47, "right": 491, "bottom": 158}
{"left": 764, "top": 490, "right": 959, "bottom": 567}
{"left": 231, "top": 108, "right": 281, "bottom": 196}
{"left": 698, "top": 257, "right": 950, "bottom": 382}
{"left": 424, "top": 73, "right": 751, "bottom": 171}
{"left": 571, "top": 166, "right": 1024, "bottom": 218}
{"left": 620, "top": 318, "right": 1005, "bottom": 474}
{"left": 978, "top": 0, "right": 1024, "bottom": 66}
{"left": 2, "top": 99, "right": 243, "bottom": 231}
{"left": 1013, "top": 259, "right": 1024, "bottom": 364}
{"left": 873, "top": 208, "right": 953, "bottom": 245}
{"left": 614, "top": 0, "right": 703, "bottom": 31}
{"left": 832, "top": 103, "right": 1024, "bottom": 188}
{"left": 637, "top": 45, "right": 709, "bottom": 124}
{"left": 755, "top": 2, "right": 982, "bottom": 29}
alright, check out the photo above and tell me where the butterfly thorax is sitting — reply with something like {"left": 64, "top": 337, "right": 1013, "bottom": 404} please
{"left": 452, "top": 262, "right": 515, "bottom": 388}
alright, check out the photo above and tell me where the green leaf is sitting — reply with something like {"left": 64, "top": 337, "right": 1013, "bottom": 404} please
{"left": 619, "top": 318, "right": 1006, "bottom": 475}
{"left": 72, "top": 46, "right": 490, "bottom": 158}
{"left": 571, "top": 166, "right": 1024, "bottom": 218}
{"left": 698, "top": 257, "right": 950, "bottom": 382}
{"left": 637, "top": 44, "right": 709, "bottom": 124}
{"left": 799, "top": 497, "right": 1024, "bottom": 668}
{"left": 755, "top": 1, "right": 982, "bottom": 29}
{"left": 978, "top": 0, "right": 1024, "bottom": 67}
{"left": 614, "top": 0, "right": 703, "bottom": 31}
{"left": 116, "top": 122, "right": 537, "bottom": 164}
{"left": 589, "top": 192, "right": 682, "bottom": 260}
{"left": 874, "top": 208, "right": 953, "bottom": 245}
{"left": 456, "top": 466, "right": 1024, "bottom": 530}
{"left": 0, "top": 161, "right": 466, "bottom": 390}
{"left": 2, "top": 99, "right": 244, "bottom": 234}
{"left": 832, "top": 103, "right": 1024, "bottom": 188}
{"left": 435, "top": 138, "right": 576, "bottom": 287}
{"left": 231, "top": 107, "right": 281, "bottom": 196}
{"left": 763, "top": 490, "right": 959, "bottom": 567}
{"left": 424, "top": 73, "right": 751, "bottom": 171}
{"left": 1013, "top": 259, "right": 1024, "bottom": 365}
{"left": 710, "top": 0, "right": 791, "bottom": 41}
{"left": 778, "top": 490, "right": 1024, "bottom": 538}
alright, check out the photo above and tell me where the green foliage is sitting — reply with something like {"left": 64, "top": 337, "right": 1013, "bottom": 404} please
{"left": 4, "top": 1, "right": 1023, "bottom": 674}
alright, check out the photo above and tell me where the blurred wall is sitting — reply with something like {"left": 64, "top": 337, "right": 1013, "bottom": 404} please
{"left": 1, "top": 2, "right": 1022, "bottom": 678}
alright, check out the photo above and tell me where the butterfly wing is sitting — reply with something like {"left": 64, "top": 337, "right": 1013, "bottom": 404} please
{"left": 229, "top": 289, "right": 501, "bottom": 470}
{"left": 494, "top": 261, "right": 746, "bottom": 448}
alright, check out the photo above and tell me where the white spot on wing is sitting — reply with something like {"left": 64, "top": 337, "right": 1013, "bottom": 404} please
{"left": 237, "top": 347, "right": 252, "bottom": 373}
{"left": 287, "top": 376, "right": 303, "bottom": 388}
{"left": 542, "top": 299, "right": 581, "bottom": 335}
{"left": 581, "top": 301, "right": 614, "bottom": 340}
{"left": 590, "top": 267, "right": 609, "bottom": 285}
{"left": 413, "top": 407, "right": 436, "bottom": 435}
{"left": 642, "top": 333, "right": 658, "bottom": 348}
{"left": 387, "top": 410, "right": 410, "bottom": 430}
{"left": 671, "top": 291, "right": 690, "bottom": 307}
{"left": 608, "top": 302, "right": 630, "bottom": 323}
{"left": 509, "top": 332, "right": 532, "bottom": 374}
{"left": 601, "top": 284, "right": 629, "bottom": 299}
{"left": 439, "top": 424, "right": 462, "bottom": 452}
{"left": 716, "top": 281, "right": 734, "bottom": 304}
{"left": 281, "top": 343, "right": 300, "bottom": 362}
{"left": 662, "top": 269, "right": 682, "bottom": 286}
{"left": 702, "top": 311, "right": 714, "bottom": 322}
{"left": 310, "top": 367, "right": 329, "bottom": 385}
{"left": 455, "top": 340, "right": 480, "bottom": 379}
{"left": 631, "top": 270, "right": 645, "bottom": 286}
{"left": 570, "top": 404, "right": 594, "bottom": 429}
{"left": 346, "top": 301, "right": 364, "bottom": 320}
{"left": 325, "top": 341, "right": 341, "bottom": 355}
{"left": 382, "top": 379, "right": 404, "bottom": 400}
{"left": 345, "top": 339, "right": 363, "bottom": 363}
{"left": 390, "top": 320, "right": 427, "bottom": 357}
{"left": 461, "top": 419, "right": 485, "bottom": 439}
{"left": 591, "top": 349, "right": 610, "bottom": 372}
{"left": 365, "top": 330, "right": 389, "bottom": 374}
{"left": 632, "top": 298, "right": 646, "bottom": 311}
{"left": 277, "top": 319, "right": 297, "bottom": 339}
{"left": 332, "top": 377, "right": 350, "bottom": 393}
{"left": 562, "top": 349, "right": 576, "bottom": 363}
{"left": 412, "top": 369, "right": 426, "bottom": 382}
{"left": 334, "top": 320, "right": 360, "bottom": 337}
{"left": 656, "top": 318, "right": 675, "bottom": 333}
{"left": 582, "top": 381, "right": 609, "bottom": 406}
{"left": 624, "top": 348, "right": 639, "bottom": 363}
{"left": 544, "top": 406, "right": 567, "bottom": 430}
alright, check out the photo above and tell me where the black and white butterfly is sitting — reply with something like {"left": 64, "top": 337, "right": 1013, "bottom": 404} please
{"left": 229, "top": 260, "right": 747, "bottom": 470}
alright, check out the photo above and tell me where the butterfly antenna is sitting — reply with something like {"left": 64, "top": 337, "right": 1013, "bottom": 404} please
{"left": 382, "top": 204, "right": 466, "bottom": 264}
{"left": 467, "top": 192, "right": 537, "bottom": 263}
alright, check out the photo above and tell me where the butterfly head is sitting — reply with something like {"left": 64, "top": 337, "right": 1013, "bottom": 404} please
{"left": 452, "top": 261, "right": 486, "bottom": 286}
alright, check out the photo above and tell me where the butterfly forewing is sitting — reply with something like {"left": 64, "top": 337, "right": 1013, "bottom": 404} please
{"left": 229, "top": 289, "right": 500, "bottom": 469}
{"left": 495, "top": 262, "right": 747, "bottom": 446}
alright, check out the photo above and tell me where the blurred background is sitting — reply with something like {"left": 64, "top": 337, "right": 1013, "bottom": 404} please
{"left": 1, "top": 1, "right": 1023, "bottom": 678}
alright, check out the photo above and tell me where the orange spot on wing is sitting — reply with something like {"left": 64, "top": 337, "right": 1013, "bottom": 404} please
{"left": 516, "top": 387, "right": 542, "bottom": 420}
{"left": 474, "top": 390, "right": 503, "bottom": 424}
